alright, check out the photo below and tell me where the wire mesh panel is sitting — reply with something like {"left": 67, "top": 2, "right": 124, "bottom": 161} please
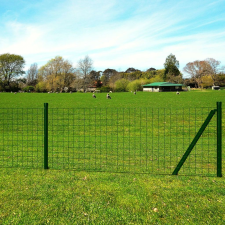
{"left": 48, "top": 107, "right": 217, "bottom": 176}
{"left": 0, "top": 108, "right": 44, "bottom": 168}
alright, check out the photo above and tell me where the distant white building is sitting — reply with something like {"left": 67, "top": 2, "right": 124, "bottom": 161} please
{"left": 212, "top": 86, "right": 220, "bottom": 90}
{"left": 142, "top": 82, "right": 183, "bottom": 92}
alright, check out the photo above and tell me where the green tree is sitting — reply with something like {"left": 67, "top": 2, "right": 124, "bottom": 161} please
{"left": 0, "top": 53, "right": 25, "bottom": 90}
{"left": 114, "top": 79, "right": 130, "bottom": 92}
{"left": 142, "top": 69, "right": 156, "bottom": 79}
{"left": 217, "top": 74, "right": 225, "bottom": 86}
{"left": 149, "top": 75, "right": 164, "bottom": 83}
{"left": 126, "top": 80, "right": 140, "bottom": 92}
{"left": 37, "top": 56, "right": 76, "bottom": 92}
{"left": 35, "top": 81, "right": 47, "bottom": 92}
{"left": 101, "top": 68, "right": 118, "bottom": 85}
{"left": 164, "top": 54, "right": 180, "bottom": 81}
{"left": 88, "top": 70, "right": 102, "bottom": 87}
{"left": 201, "top": 75, "right": 214, "bottom": 88}
{"left": 126, "top": 79, "right": 148, "bottom": 92}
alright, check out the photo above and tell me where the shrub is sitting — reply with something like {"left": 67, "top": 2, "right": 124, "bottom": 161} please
{"left": 114, "top": 79, "right": 130, "bottom": 92}
{"left": 35, "top": 82, "right": 47, "bottom": 93}
{"left": 97, "top": 86, "right": 111, "bottom": 92}
{"left": 23, "top": 86, "right": 35, "bottom": 92}
{"left": 126, "top": 79, "right": 151, "bottom": 92}
{"left": 201, "top": 75, "right": 214, "bottom": 88}
{"left": 126, "top": 80, "right": 142, "bottom": 92}
{"left": 114, "top": 87, "right": 126, "bottom": 92}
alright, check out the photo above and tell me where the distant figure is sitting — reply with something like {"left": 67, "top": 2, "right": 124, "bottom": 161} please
{"left": 92, "top": 94, "right": 96, "bottom": 98}
{"left": 106, "top": 93, "right": 111, "bottom": 99}
{"left": 176, "top": 91, "right": 180, "bottom": 95}
{"left": 134, "top": 91, "right": 136, "bottom": 95}
{"left": 70, "top": 91, "right": 72, "bottom": 94}
{"left": 14, "top": 92, "right": 17, "bottom": 94}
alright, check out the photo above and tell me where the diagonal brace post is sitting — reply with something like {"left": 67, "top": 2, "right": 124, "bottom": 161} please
{"left": 172, "top": 109, "right": 217, "bottom": 175}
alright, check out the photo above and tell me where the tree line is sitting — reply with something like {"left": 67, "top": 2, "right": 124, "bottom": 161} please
{"left": 0, "top": 53, "right": 224, "bottom": 92}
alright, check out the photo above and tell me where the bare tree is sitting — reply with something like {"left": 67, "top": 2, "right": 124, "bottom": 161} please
{"left": 183, "top": 61, "right": 205, "bottom": 88}
{"left": 204, "top": 58, "right": 221, "bottom": 86}
{"left": 108, "top": 71, "right": 121, "bottom": 90}
{"left": 27, "top": 63, "right": 38, "bottom": 86}
{"left": 72, "top": 78, "right": 83, "bottom": 91}
{"left": 184, "top": 58, "right": 224, "bottom": 87}
{"left": 77, "top": 55, "right": 93, "bottom": 91}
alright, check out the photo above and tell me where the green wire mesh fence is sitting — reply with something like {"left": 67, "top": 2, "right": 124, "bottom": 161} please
{"left": 0, "top": 108, "right": 44, "bottom": 168}
{"left": 0, "top": 103, "right": 222, "bottom": 176}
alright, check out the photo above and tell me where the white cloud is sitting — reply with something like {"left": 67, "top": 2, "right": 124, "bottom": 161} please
{"left": 1, "top": 21, "right": 46, "bottom": 54}
{"left": 0, "top": 0, "right": 224, "bottom": 75}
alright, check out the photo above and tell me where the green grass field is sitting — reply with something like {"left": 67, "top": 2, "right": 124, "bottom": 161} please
{"left": 0, "top": 90, "right": 224, "bottom": 108}
{"left": 0, "top": 91, "right": 225, "bottom": 224}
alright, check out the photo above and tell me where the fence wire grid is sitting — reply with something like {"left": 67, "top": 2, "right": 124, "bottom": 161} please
{"left": 0, "top": 106, "right": 221, "bottom": 176}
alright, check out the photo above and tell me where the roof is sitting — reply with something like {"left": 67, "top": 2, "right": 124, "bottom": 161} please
{"left": 142, "top": 82, "right": 183, "bottom": 87}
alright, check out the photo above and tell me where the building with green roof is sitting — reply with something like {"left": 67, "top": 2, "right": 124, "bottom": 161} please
{"left": 142, "top": 82, "right": 183, "bottom": 92}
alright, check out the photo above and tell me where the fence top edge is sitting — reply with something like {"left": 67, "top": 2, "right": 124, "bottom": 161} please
{"left": 0, "top": 107, "right": 218, "bottom": 110}
{"left": 0, "top": 108, "right": 43, "bottom": 110}
{"left": 48, "top": 107, "right": 217, "bottom": 110}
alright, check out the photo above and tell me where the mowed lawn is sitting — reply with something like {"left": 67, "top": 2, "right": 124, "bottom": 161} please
{"left": 0, "top": 90, "right": 224, "bottom": 108}
{"left": 0, "top": 91, "right": 225, "bottom": 224}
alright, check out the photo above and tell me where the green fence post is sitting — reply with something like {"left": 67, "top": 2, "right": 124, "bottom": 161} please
{"left": 217, "top": 102, "right": 222, "bottom": 177}
{"left": 44, "top": 103, "right": 49, "bottom": 169}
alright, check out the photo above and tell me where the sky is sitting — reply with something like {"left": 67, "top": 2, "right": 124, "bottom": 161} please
{"left": 0, "top": 0, "right": 225, "bottom": 77}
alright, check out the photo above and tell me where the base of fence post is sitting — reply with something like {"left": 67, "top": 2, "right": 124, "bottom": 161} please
{"left": 44, "top": 103, "right": 49, "bottom": 169}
